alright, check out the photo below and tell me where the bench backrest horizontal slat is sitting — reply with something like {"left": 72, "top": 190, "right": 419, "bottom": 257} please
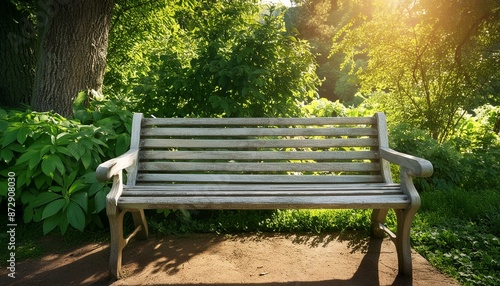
{"left": 131, "top": 114, "right": 391, "bottom": 186}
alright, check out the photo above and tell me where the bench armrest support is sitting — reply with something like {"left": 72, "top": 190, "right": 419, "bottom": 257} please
{"left": 380, "top": 147, "right": 433, "bottom": 177}
{"left": 96, "top": 149, "right": 139, "bottom": 182}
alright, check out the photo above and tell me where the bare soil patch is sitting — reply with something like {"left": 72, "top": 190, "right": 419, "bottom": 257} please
{"left": 1, "top": 232, "right": 459, "bottom": 286}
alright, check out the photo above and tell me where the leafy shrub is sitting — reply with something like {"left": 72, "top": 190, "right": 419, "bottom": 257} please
{"left": 0, "top": 92, "right": 132, "bottom": 234}
{"left": 300, "top": 98, "right": 347, "bottom": 117}
{"left": 133, "top": 1, "right": 320, "bottom": 118}
{"left": 389, "top": 123, "right": 463, "bottom": 191}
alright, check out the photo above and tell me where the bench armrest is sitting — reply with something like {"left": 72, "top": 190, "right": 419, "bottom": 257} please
{"left": 380, "top": 147, "right": 433, "bottom": 177}
{"left": 96, "top": 149, "right": 139, "bottom": 182}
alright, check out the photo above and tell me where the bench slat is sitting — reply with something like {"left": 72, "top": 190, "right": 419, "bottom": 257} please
{"left": 140, "top": 150, "right": 380, "bottom": 160}
{"left": 141, "top": 127, "right": 378, "bottom": 137}
{"left": 136, "top": 173, "right": 384, "bottom": 183}
{"left": 138, "top": 162, "right": 380, "bottom": 172}
{"left": 142, "top": 117, "right": 377, "bottom": 126}
{"left": 122, "top": 190, "right": 402, "bottom": 197}
{"left": 141, "top": 138, "right": 378, "bottom": 149}
{"left": 117, "top": 195, "right": 409, "bottom": 210}
{"left": 127, "top": 183, "right": 400, "bottom": 191}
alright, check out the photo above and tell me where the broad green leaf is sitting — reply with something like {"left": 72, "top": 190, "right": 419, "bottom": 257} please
{"left": 41, "top": 198, "right": 66, "bottom": 220}
{"left": 29, "top": 152, "right": 42, "bottom": 170}
{"left": 1, "top": 148, "right": 14, "bottom": 163}
{"left": 67, "top": 201, "right": 86, "bottom": 232}
{"left": 41, "top": 156, "right": 56, "bottom": 177}
{"left": 23, "top": 205, "right": 33, "bottom": 223}
{"left": 2, "top": 128, "right": 18, "bottom": 147}
{"left": 70, "top": 192, "right": 88, "bottom": 212}
{"left": 16, "top": 149, "right": 38, "bottom": 164}
{"left": 31, "top": 192, "right": 62, "bottom": 208}
{"left": 56, "top": 146, "right": 72, "bottom": 157}
{"left": 16, "top": 127, "right": 32, "bottom": 145}
{"left": 81, "top": 151, "right": 92, "bottom": 169}
{"left": 88, "top": 181, "right": 106, "bottom": 197}
{"left": 94, "top": 189, "right": 107, "bottom": 213}
{"left": 43, "top": 214, "right": 60, "bottom": 234}
{"left": 68, "top": 142, "right": 82, "bottom": 160}
{"left": 51, "top": 155, "right": 65, "bottom": 175}
{"left": 59, "top": 214, "right": 69, "bottom": 235}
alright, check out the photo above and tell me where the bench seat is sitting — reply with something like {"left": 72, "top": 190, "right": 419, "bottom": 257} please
{"left": 96, "top": 112, "right": 433, "bottom": 280}
{"left": 118, "top": 183, "right": 408, "bottom": 209}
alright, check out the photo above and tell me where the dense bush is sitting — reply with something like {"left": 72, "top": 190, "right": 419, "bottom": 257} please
{"left": 389, "top": 109, "right": 500, "bottom": 192}
{"left": 0, "top": 92, "right": 132, "bottom": 234}
{"left": 131, "top": 1, "right": 320, "bottom": 118}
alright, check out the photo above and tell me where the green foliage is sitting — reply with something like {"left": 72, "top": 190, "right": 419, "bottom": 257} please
{"left": 332, "top": 0, "right": 500, "bottom": 142}
{"left": 413, "top": 189, "right": 500, "bottom": 285}
{"left": 110, "top": 0, "right": 320, "bottom": 118}
{"left": 300, "top": 98, "right": 347, "bottom": 117}
{"left": 389, "top": 123, "right": 463, "bottom": 191}
{"left": 0, "top": 93, "right": 132, "bottom": 234}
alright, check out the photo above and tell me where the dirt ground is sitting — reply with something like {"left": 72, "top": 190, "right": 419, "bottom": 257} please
{"left": 1, "top": 232, "right": 459, "bottom": 286}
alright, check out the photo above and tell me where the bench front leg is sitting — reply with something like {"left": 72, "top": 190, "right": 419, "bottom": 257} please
{"left": 108, "top": 208, "right": 127, "bottom": 279}
{"left": 395, "top": 207, "right": 417, "bottom": 277}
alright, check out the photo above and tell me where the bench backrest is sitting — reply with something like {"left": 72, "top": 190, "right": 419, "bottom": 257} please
{"left": 126, "top": 113, "right": 392, "bottom": 186}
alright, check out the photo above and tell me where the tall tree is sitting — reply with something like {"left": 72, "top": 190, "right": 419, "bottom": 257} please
{"left": 31, "top": 0, "right": 114, "bottom": 117}
{"left": 332, "top": 0, "right": 500, "bottom": 141}
{"left": 0, "top": 1, "right": 37, "bottom": 108}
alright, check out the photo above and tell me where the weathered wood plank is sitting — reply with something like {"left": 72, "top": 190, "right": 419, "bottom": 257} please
{"left": 127, "top": 183, "right": 401, "bottom": 191}
{"left": 117, "top": 195, "right": 410, "bottom": 210}
{"left": 122, "top": 189, "right": 403, "bottom": 197}
{"left": 140, "top": 150, "right": 380, "bottom": 161}
{"left": 142, "top": 117, "right": 377, "bottom": 126}
{"left": 140, "top": 138, "right": 378, "bottom": 149}
{"left": 136, "top": 173, "right": 384, "bottom": 183}
{"left": 141, "top": 127, "right": 378, "bottom": 137}
{"left": 138, "top": 162, "right": 381, "bottom": 172}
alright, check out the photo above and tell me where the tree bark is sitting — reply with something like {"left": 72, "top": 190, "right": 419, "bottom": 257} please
{"left": 31, "top": 0, "right": 114, "bottom": 117}
{"left": 0, "top": 2, "right": 37, "bottom": 108}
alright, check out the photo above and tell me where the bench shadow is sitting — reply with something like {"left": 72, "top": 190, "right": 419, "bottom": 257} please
{"left": 119, "top": 232, "right": 412, "bottom": 286}
{"left": 1, "top": 233, "right": 412, "bottom": 286}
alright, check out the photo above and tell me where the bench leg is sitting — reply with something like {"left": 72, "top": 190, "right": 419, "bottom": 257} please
{"left": 108, "top": 209, "right": 126, "bottom": 280}
{"left": 371, "top": 209, "right": 389, "bottom": 238}
{"left": 131, "top": 209, "right": 149, "bottom": 240}
{"left": 395, "top": 208, "right": 416, "bottom": 277}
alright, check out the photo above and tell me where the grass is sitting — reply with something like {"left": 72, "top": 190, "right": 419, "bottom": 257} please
{"left": 1, "top": 189, "right": 499, "bottom": 285}
{"left": 411, "top": 189, "right": 500, "bottom": 285}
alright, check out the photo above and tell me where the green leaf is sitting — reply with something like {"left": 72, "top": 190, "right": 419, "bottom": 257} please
{"left": 2, "top": 128, "right": 18, "bottom": 148}
{"left": 41, "top": 198, "right": 66, "bottom": 220}
{"left": 51, "top": 155, "right": 65, "bottom": 175}
{"left": 88, "top": 181, "right": 106, "bottom": 197}
{"left": 23, "top": 205, "right": 34, "bottom": 223}
{"left": 31, "top": 192, "right": 62, "bottom": 208}
{"left": 56, "top": 146, "right": 72, "bottom": 157}
{"left": 73, "top": 91, "right": 88, "bottom": 112}
{"left": 16, "top": 127, "right": 32, "bottom": 144}
{"left": 71, "top": 192, "right": 88, "bottom": 212}
{"left": 16, "top": 149, "right": 38, "bottom": 164}
{"left": 29, "top": 152, "right": 42, "bottom": 170}
{"left": 59, "top": 214, "right": 69, "bottom": 235}
{"left": 41, "top": 155, "right": 56, "bottom": 177}
{"left": 43, "top": 214, "right": 60, "bottom": 234}
{"left": 94, "top": 189, "right": 108, "bottom": 213}
{"left": 81, "top": 150, "right": 92, "bottom": 169}
{"left": 1, "top": 148, "right": 14, "bottom": 163}
{"left": 67, "top": 201, "right": 86, "bottom": 232}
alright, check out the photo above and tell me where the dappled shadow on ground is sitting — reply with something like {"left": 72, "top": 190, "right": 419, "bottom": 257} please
{"left": 0, "top": 233, "right": 427, "bottom": 286}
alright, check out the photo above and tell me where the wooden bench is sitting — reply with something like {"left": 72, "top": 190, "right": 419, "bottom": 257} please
{"left": 96, "top": 112, "right": 433, "bottom": 279}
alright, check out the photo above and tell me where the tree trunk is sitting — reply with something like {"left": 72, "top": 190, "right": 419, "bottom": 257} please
{"left": 0, "top": 2, "right": 37, "bottom": 108}
{"left": 31, "top": 0, "right": 114, "bottom": 117}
